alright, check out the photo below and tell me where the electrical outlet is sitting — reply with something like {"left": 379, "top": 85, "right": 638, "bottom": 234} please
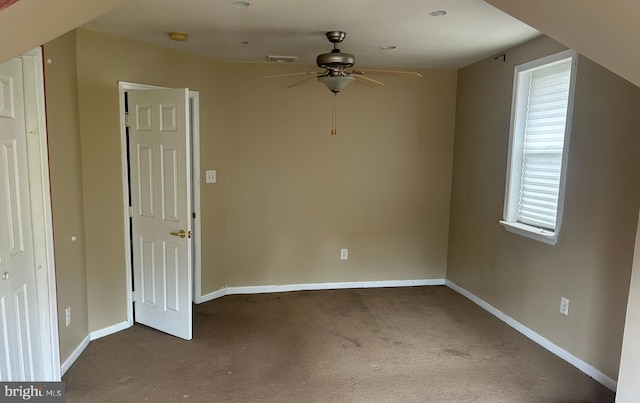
{"left": 340, "top": 249, "right": 348, "bottom": 260}
{"left": 65, "top": 306, "right": 71, "bottom": 326}
{"left": 205, "top": 170, "right": 217, "bottom": 184}
{"left": 560, "top": 297, "right": 569, "bottom": 316}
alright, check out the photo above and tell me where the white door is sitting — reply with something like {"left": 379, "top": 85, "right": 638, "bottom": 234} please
{"left": 129, "top": 89, "right": 192, "bottom": 340}
{"left": 0, "top": 57, "right": 44, "bottom": 380}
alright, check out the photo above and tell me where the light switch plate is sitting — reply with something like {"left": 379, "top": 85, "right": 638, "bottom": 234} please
{"left": 205, "top": 170, "right": 217, "bottom": 184}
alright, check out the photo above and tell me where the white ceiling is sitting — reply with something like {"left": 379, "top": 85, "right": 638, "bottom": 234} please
{"left": 83, "top": 0, "right": 540, "bottom": 70}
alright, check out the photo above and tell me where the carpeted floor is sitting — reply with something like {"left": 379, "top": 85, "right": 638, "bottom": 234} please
{"left": 63, "top": 286, "right": 615, "bottom": 402}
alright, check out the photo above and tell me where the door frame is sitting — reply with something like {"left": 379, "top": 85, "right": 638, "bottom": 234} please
{"left": 117, "top": 82, "right": 202, "bottom": 328}
{"left": 20, "top": 48, "right": 61, "bottom": 380}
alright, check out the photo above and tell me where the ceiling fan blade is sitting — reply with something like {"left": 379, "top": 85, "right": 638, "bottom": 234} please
{"left": 287, "top": 76, "right": 318, "bottom": 88}
{"left": 353, "top": 69, "right": 423, "bottom": 78}
{"left": 252, "top": 71, "right": 320, "bottom": 80}
{"left": 353, "top": 74, "right": 384, "bottom": 87}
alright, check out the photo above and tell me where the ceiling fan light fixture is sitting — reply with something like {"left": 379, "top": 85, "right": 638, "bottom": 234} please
{"left": 317, "top": 75, "right": 355, "bottom": 93}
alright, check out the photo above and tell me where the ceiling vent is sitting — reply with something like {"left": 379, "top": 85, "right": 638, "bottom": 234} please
{"left": 267, "top": 55, "right": 298, "bottom": 63}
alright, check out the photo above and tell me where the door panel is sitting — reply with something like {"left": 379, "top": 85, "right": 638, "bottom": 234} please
{"left": 0, "top": 76, "right": 15, "bottom": 118}
{"left": 140, "top": 237, "right": 156, "bottom": 307}
{"left": 136, "top": 145, "right": 155, "bottom": 217}
{"left": 129, "top": 89, "right": 192, "bottom": 340}
{"left": 0, "top": 297, "right": 11, "bottom": 379}
{"left": 3, "top": 140, "right": 25, "bottom": 254}
{"left": 13, "top": 284, "right": 34, "bottom": 380}
{"left": 0, "top": 57, "right": 43, "bottom": 380}
{"left": 163, "top": 241, "right": 180, "bottom": 313}
{"left": 161, "top": 146, "right": 178, "bottom": 221}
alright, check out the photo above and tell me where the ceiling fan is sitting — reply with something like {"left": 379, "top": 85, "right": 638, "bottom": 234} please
{"left": 255, "top": 31, "right": 422, "bottom": 135}
{"left": 255, "top": 31, "right": 423, "bottom": 94}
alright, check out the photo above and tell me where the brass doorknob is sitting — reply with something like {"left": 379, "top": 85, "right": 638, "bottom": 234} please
{"left": 170, "top": 229, "right": 186, "bottom": 238}
{"left": 170, "top": 229, "right": 191, "bottom": 239}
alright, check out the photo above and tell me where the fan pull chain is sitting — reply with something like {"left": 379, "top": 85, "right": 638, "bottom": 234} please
{"left": 331, "top": 93, "right": 337, "bottom": 136}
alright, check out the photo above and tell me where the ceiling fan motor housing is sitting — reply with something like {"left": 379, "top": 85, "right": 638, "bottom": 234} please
{"left": 325, "top": 31, "right": 347, "bottom": 44}
{"left": 316, "top": 51, "right": 356, "bottom": 69}
{"left": 317, "top": 31, "right": 355, "bottom": 69}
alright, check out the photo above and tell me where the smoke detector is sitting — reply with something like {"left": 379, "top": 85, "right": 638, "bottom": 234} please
{"left": 168, "top": 32, "right": 189, "bottom": 42}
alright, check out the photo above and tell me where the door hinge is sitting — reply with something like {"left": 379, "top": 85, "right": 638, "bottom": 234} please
{"left": 125, "top": 113, "right": 131, "bottom": 128}
{"left": 128, "top": 206, "right": 133, "bottom": 217}
{"left": 132, "top": 290, "right": 136, "bottom": 302}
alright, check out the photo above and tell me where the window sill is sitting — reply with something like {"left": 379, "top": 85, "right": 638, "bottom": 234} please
{"left": 499, "top": 221, "right": 558, "bottom": 245}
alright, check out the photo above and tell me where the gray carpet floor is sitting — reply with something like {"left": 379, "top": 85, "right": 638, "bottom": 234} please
{"left": 63, "top": 286, "right": 615, "bottom": 402}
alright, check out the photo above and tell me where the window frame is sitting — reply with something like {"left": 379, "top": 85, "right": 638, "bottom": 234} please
{"left": 500, "top": 49, "right": 578, "bottom": 245}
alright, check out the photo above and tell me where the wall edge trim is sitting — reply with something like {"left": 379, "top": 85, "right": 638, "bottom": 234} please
{"left": 60, "top": 334, "right": 90, "bottom": 376}
{"left": 199, "top": 288, "right": 228, "bottom": 303}
{"left": 198, "top": 278, "right": 446, "bottom": 303}
{"left": 445, "top": 279, "right": 617, "bottom": 391}
{"left": 89, "top": 320, "right": 131, "bottom": 341}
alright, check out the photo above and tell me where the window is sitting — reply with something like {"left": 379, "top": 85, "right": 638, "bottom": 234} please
{"left": 501, "top": 50, "right": 577, "bottom": 245}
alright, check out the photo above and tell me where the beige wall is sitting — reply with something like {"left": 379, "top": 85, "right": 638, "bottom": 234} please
{"left": 447, "top": 35, "right": 640, "bottom": 379}
{"left": 74, "top": 29, "right": 229, "bottom": 331}
{"left": 43, "top": 31, "right": 90, "bottom": 363}
{"left": 225, "top": 64, "right": 457, "bottom": 286}
{"left": 0, "top": 0, "right": 125, "bottom": 64}
{"left": 617, "top": 214, "right": 640, "bottom": 401}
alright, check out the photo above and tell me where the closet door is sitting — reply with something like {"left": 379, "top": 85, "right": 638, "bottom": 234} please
{"left": 0, "top": 56, "right": 43, "bottom": 381}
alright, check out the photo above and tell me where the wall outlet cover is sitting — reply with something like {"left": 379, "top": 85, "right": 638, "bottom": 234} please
{"left": 340, "top": 249, "right": 348, "bottom": 260}
{"left": 560, "top": 297, "right": 570, "bottom": 316}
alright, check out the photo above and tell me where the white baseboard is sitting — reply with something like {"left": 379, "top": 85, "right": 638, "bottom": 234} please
{"left": 89, "top": 320, "right": 131, "bottom": 341}
{"left": 445, "top": 280, "right": 617, "bottom": 392}
{"left": 199, "top": 278, "right": 445, "bottom": 303}
{"left": 199, "top": 288, "right": 228, "bottom": 303}
{"left": 60, "top": 334, "right": 90, "bottom": 376}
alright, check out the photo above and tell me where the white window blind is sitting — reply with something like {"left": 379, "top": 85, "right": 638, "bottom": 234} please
{"left": 517, "top": 59, "right": 571, "bottom": 230}
{"left": 502, "top": 50, "right": 576, "bottom": 245}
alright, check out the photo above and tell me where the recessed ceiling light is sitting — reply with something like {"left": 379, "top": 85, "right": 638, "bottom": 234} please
{"left": 381, "top": 45, "right": 397, "bottom": 50}
{"left": 429, "top": 10, "right": 447, "bottom": 17}
{"left": 232, "top": 1, "right": 250, "bottom": 7}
